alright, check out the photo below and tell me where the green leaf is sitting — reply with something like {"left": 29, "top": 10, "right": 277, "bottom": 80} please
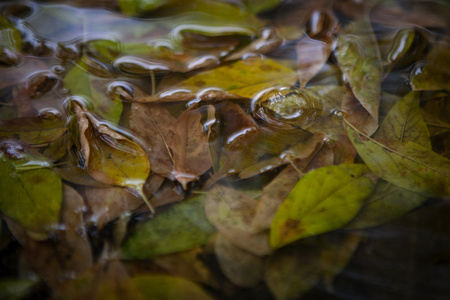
{"left": 376, "top": 91, "right": 431, "bottom": 148}
{"left": 411, "top": 41, "right": 450, "bottom": 91}
{"left": 65, "top": 60, "right": 123, "bottom": 124}
{"left": 345, "top": 119, "right": 450, "bottom": 197}
{"left": 270, "top": 164, "right": 374, "bottom": 249}
{"left": 121, "top": 195, "right": 216, "bottom": 259}
{"left": 0, "top": 278, "right": 36, "bottom": 300}
{"left": 335, "top": 17, "right": 382, "bottom": 122}
{"left": 145, "top": 57, "right": 298, "bottom": 102}
{"left": 243, "top": 0, "right": 282, "bottom": 14}
{"left": 118, "top": 0, "right": 169, "bottom": 16}
{"left": 132, "top": 275, "right": 214, "bottom": 300}
{"left": 0, "top": 140, "right": 62, "bottom": 237}
{"left": 346, "top": 180, "right": 427, "bottom": 229}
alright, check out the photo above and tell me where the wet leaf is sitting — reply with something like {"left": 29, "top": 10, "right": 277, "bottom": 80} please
{"left": 142, "top": 57, "right": 297, "bottom": 102}
{"left": 0, "top": 15, "right": 21, "bottom": 66}
{"left": 168, "top": 105, "right": 212, "bottom": 189}
{"left": 118, "top": 0, "right": 169, "bottom": 16}
{"left": 345, "top": 119, "right": 450, "bottom": 197}
{"left": 132, "top": 275, "right": 214, "bottom": 300}
{"left": 206, "top": 184, "right": 271, "bottom": 256}
{"left": 0, "top": 140, "right": 62, "bottom": 238}
{"left": 0, "top": 115, "right": 66, "bottom": 145}
{"left": 129, "top": 102, "right": 176, "bottom": 179}
{"left": 0, "top": 278, "right": 36, "bottom": 300}
{"left": 121, "top": 195, "right": 216, "bottom": 259}
{"left": 270, "top": 164, "right": 374, "bottom": 249}
{"left": 411, "top": 41, "right": 450, "bottom": 91}
{"left": 214, "top": 234, "right": 264, "bottom": 287}
{"left": 73, "top": 102, "right": 153, "bottom": 212}
{"left": 244, "top": 0, "right": 282, "bottom": 13}
{"left": 5, "top": 185, "right": 92, "bottom": 290}
{"left": 335, "top": 17, "right": 382, "bottom": 123}
{"left": 65, "top": 61, "right": 123, "bottom": 123}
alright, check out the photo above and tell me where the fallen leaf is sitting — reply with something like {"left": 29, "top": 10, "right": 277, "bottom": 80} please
{"left": 335, "top": 17, "right": 382, "bottom": 124}
{"left": 168, "top": 105, "right": 212, "bottom": 189}
{"left": 411, "top": 41, "right": 450, "bottom": 91}
{"left": 0, "top": 139, "right": 62, "bottom": 238}
{"left": 140, "top": 57, "right": 297, "bottom": 102}
{"left": 132, "top": 274, "right": 214, "bottom": 300}
{"left": 0, "top": 278, "right": 36, "bottom": 300}
{"left": 121, "top": 195, "right": 216, "bottom": 259}
{"left": 376, "top": 91, "right": 431, "bottom": 148}
{"left": 73, "top": 101, "right": 153, "bottom": 212}
{"left": 270, "top": 164, "right": 374, "bottom": 249}
{"left": 205, "top": 184, "right": 271, "bottom": 256}
{"left": 118, "top": 0, "right": 169, "bottom": 16}
{"left": 345, "top": 118, "right": 450, "bottom": 197}
{"left": 129, "top": 102, "right": 175, "bottom": 179}
{"left": 65, "top": 59, "right": 123, "bottom": 123}
{"left": 5, "top": 185, "right": 92, "bottom": 291}
{"left": 214, "top": 234, "right": 264, "bottom": 287}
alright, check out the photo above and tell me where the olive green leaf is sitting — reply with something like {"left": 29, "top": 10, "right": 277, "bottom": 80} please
{"left": 345, "top": 119, "right": 450, "bottom": 197}
{"left": 132, "top": 275, "right": 214, "bottom": 300}
{"left": 65, "top": 60, "right": 123, "bottom": 123}
{"left": 118, "top": 0, "right": 169, "bottom": 16}
{"left": 141, "top": 57, "right": 297, "bottom": 102}
{"left": 411, "top": 41, "right": 450, "bottom": 91}
{"left": 73, "top": 102, "right": 152, "bottom": 212}
{"left": 347, "top": 91, "right": 430, "bottom": 229}
{"left": 0, "top": 15, "right": 21, "bottom": 65}
{"left": 243, "top": 0, "right": 282, "bottom": 13}
{"left": 335, "top": 17, "right": 382, "bottom": 122}
{"left": 121, "top": 195, "right": 216, "bottom": 259}
{"left": 270, "top": 164, "right": 374, "bottom": 249}
{"left": 0, "top": 140, "right": 62, "bottom": 238}
{"left": 0, "top": 278, "right": 36, "bottom": 300}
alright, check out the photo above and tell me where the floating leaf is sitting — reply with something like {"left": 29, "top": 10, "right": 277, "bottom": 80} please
{"left": 0, "top": 139, "right": 62, "bottom": 237}
{"left": 0, "top": 15, "right": 21, "bottom": 66}
{"left": 345, "top": 119, "right": 450, "bottom": 197}
{"left": 0, "top": 115, "right": 66, "bottom": 145}
{"left": 141, "top": 57, "right": 297, "bottom": 102}
{"left": 132, "top": 275, "right": 214, "bottom": 300}
{"left": 121, "top": 195, "right": 216, "bottom": 259}
{"left": 270, "top": 164, "right": 374, "bottom": 249}
{"left": 214, "top": 234, "right": 264, "bottom": 287}
{"left": 168, "top": 105, "right": 212, "bottom": 189}
{"left": 335, "top": 17, "right": 382, "bottom": 122}
{"left": 73, "top": 102, "right": 152, "bottom": 212}
{"left": 118, "top": 0, "right": 169, "bottom": 16}
{"left": 65, "top": 60, "right": 123, "bottom": 123}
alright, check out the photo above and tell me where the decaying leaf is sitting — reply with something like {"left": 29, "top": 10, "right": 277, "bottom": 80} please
{"left": 335, "top": 16, "right": 382, "bottom": 125}
{"left": 345, "top": 119, "right": 450, "bottom": 197}
{"left": 121, "top": 195, "right": 216, "bottom": 259}
{"left": 214, "top": 234, "right": 264, "bottom": 287}
{"left": 206, "top": 184, "right": 271, "bottom": 256}
{"left": 73, "top": 101, "right": 153, "bottom": 212}
{"left": 168, "top": 105, "right": 212, "bottom": 189}
{"left": 0, "top": 139, "right": 62, "bottom": 238}
{"left": 270, "top": 164, "right": 374, "bottom": 249}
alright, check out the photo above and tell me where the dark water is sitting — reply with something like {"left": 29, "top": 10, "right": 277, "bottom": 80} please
{"left": 0, "top": 0, "right": 449, "bottom": 299}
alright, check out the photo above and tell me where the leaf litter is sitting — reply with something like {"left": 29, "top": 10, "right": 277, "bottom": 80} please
{"left": 0, "top": 0, "right": 449, "bottom": 299}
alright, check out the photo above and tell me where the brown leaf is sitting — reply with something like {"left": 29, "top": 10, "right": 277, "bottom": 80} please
{"left": 168, "top": 105, "right": 212, "bottom": 189}
{"left": 129, "top": 102, "right": 176, "bottom": 179}
{"left": 205, "top": 184, "right": 271, "bottom": 256}
{"left": 214, "top": 234, "right": 264, "bottom": 288}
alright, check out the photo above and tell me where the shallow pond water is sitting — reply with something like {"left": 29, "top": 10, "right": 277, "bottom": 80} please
{"left": 0, "top": 0, "right": 449, "bottom": 299}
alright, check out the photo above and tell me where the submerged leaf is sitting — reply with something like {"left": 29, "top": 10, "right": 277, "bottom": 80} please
{"left": 168, "top": 106, "right": 212, "bottom": 189}
{"left": 0, "top": 140, "right": 62, "bottom": 237}
{"left": 270, "top": 164, "right": 374, "bottom": 249}
{"left": 121, "top": 195, "right": 216, "bottom": 259}
{"left": 335, "top": 17, "right": 382, "bottom": 123}
{"left": 345, "top": 119, "right": 450, "bottom": 197}
{"left": 73, "top": 102, "right": 152, "bottom": 211}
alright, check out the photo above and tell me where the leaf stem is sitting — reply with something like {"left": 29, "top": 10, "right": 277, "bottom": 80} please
{"left": 135, "top": 185, "right": 155, "bottom": 215}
